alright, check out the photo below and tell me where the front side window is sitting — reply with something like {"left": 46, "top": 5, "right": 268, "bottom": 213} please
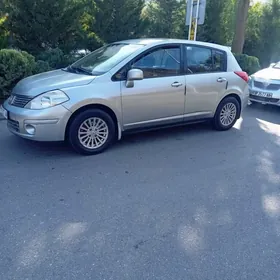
{"left": 70, "top": 43, "right": 144, "bottom": 75}
{"left": 185, "top": 45, "right": 226, "bottom": 74}
{"left": 131, "top": 46, "right": 181, "bottom": 78}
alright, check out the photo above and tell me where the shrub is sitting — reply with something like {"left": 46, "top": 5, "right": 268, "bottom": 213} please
{"left": 0, "top": 49, "right": 36, "bottom": 98}
{"left": 36, "top": 48, "right": 76, "bottom": 69}
{"left": 33, "top": 60, "right": 52, "bottom": 74}
{"left": 234, "top": 53, "right": 261, "bottom": 75}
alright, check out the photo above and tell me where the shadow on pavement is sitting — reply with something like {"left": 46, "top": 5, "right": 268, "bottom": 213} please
{"left": 1, "top": 105, "right": 280, "bottom": 279}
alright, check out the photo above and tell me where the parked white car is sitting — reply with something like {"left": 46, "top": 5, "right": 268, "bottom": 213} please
{"left": 249, "top": 62, "right": 280, "bottom": 105}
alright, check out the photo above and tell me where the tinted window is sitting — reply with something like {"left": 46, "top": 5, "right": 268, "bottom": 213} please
{"left": 213, "top": 50, "right": 226, "bottom": 72}
{"left": 185, "top": 46, "right": 226, "bottom": 74}
{"left": 132, "top": 47, "right": 181, "bottom": 78}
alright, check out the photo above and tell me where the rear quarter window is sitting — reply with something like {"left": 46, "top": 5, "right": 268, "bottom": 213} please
{"left": 185, "top": 45, "right": 227, "bottom": 74}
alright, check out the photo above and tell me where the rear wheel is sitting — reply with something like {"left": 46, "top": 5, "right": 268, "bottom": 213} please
{"left": 213, "top": 97, "right": 240, "bottom": 131}
{"left": 68, "top": 109, "right": 116, "bottom": 155}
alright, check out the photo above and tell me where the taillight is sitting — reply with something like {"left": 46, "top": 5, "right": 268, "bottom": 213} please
{"left": 234, "top": 71, "right": 249, "bottom": 83}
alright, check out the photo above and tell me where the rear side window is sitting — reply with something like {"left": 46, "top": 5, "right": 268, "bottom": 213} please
{"left": 213, "top": 50, "right": 226, "bottom": 72}
{"left": 184, "top": 45, "right": 227, "bottom": 74}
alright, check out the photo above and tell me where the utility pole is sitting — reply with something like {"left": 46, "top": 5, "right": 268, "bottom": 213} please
{"left": 186, "top": 0, "right": 206, "bottom": 41}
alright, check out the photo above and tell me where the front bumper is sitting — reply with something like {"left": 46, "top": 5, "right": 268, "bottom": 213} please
{"left": 2, "top": 101, "right": 72, "bottom": 141}
{"left": 249, "top": 87, "right": 280, "bottom": 106}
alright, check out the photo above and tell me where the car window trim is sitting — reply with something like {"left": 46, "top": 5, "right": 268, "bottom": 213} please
{"left": 183, "top": 44, "right": 227, "bottom": 75}
{"left": 111, "top": 43, "right": 184, "bottom": 81}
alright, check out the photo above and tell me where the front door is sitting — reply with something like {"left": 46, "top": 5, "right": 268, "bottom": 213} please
{"left": 121, "top": 45, "right": 185, "bottom": 130}
{"left": 183, "top": 44, "right": 229, "bottom": 118}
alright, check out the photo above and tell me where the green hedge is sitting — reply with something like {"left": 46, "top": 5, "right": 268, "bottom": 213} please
{"left": 234, "top": 53, "right": 261, "bottom": 75}
{"left": 36, "top": 48, "right": 77, "bottom": 69}
{"left": 0, "top": 48, "right": 81, "bottom": 99}
{"left": 0, "top": 49, "right": 36, "bottom": 98}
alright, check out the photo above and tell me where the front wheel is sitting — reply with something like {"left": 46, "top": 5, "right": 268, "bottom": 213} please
{"left": 68, "top": 109, "right": 116, "bottom": 155}
{"left": 213, "top": 97, "right": 240, "bottom": 131}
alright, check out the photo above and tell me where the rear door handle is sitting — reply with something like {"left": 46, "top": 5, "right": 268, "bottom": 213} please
{"left": 217, "top": 77, "right": 227, "bottom": 83}
{"left": 171, "top": 82, "right": 183, "bottom": 87}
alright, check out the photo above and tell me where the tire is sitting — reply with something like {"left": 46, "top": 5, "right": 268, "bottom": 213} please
{"left": 68, "top": 109, "right": 116, "bottom": 155}
{"left": 213, "top": 97, "right": 240, "bottom": 131}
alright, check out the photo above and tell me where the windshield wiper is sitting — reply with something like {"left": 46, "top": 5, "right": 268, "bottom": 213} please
{"left": 67, "top": 65, "right": 92, "bottom": 75}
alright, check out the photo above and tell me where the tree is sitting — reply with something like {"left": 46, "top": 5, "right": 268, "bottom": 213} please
{"left": 0, "top": 14, "right": 9, "bottom": 49}
{"left": 197, "top": 0, "right": 235, "bottom": 45}
{"left": 258, "top": 0, "right": 280, "bottom": 66}
{"left": 84, "top": 0, "right": 145, "bottom": 50}
{"left": 143, "top": 0, "right": 186, "bottom": 39}
{"left": 3, "top": 0, "right": 87, "bottom": 54}
{"left": 232, "top": 0, "right": 250, "bottom": 53}
{"left": 243, "top": 2, "right": 263, "bottom": 60}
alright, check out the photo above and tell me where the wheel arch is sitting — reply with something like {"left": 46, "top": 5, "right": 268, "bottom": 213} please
{"left": 65, "top": 104, "right": 121, "bottom": 141}
{"left": 215, "top": 93, "right": 242, "bottom": 118}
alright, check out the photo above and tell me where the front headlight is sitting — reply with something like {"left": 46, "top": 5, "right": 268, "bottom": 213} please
{"left": 25, "top": 90, "right": 69, "bottom": 110}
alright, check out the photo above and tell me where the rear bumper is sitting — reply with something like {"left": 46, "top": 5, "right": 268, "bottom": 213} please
{"left": 3, "top": 101, "right": 72, "bottom": 141}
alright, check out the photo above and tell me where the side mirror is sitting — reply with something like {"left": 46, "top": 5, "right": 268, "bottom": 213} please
{"left": 126, "top": 69, "right": 143, "bottom": 88}
{"left": 270, "top": 63, "right": 276, "bottom": 68}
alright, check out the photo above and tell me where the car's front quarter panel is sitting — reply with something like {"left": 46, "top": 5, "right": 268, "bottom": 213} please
{"left": 62, "top": 73, "right": 122, "bottom": 125}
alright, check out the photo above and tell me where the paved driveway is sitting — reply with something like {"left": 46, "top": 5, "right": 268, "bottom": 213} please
{"left": 1, "top": 104, "right": 280, "bottom": 279}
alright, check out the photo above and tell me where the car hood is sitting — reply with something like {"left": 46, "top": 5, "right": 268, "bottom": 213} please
{"left": 253, "top": 67, "right": 280, "bottom": 81}
{"left": 13, "top": 69, "right": 96, "bottom": 97}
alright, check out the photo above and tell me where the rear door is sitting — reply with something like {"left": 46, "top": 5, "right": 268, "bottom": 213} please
{"left": 183, "top": 44, "right": 229, "bottom": 118}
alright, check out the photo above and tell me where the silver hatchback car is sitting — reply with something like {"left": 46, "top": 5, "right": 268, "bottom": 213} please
{"left": 1, "top": 39, "right": 249, "bottom": 155}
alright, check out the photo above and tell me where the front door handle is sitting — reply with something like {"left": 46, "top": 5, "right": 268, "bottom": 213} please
{"left": 217, "top": 77, "right": 227, "bottom": 83}
{"left": 171, "top": 82, "right": 183, "bottom": 87}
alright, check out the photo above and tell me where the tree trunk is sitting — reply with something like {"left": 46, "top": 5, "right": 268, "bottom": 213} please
{"left": 231, "top": 0, "right": 250, "bottom": 53}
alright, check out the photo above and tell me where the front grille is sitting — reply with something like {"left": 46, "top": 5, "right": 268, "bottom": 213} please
{"left": 250, "top": 94, "right": 280, "bottom": 103}
{"left": 10, "top": 94, "right": 33, "bottom": 108}
{"left": 7, "top": 119, "right": 19, "bottom": 132}
{"left": 254, "top": 81, "right": 280, "bottom": 91}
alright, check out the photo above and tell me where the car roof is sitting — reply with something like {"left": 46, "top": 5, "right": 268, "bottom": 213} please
{"left": 116, "top": 38, "right": 230, "bottom": 52}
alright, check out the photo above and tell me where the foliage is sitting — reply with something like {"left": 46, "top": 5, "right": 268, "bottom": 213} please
{"left": 36, "top": 48, "right": 75, "bottom": 69}
{"left": 2, "top": 0, "right": 87, "bottom": 54}
{"left": 83, "top": 0, "right": 145, "bottom": 50}
{"left": 0, "top": 14, "right": 9, "bottom": 49}
{"left": 234, "top": 53, "right": 261, "bottom": 75}
{"left": 1, "top": 0, "right": 280, "bottom": 87}
{"left": 33, "top": 60, "right": 52, "bottom": 74}
{"left": 197, "top": 0, "right": 235, "bottom": 45}
{"left": 142, "top": 0, "right": 186, "bottom": 38}
{"left": 0, "top": 49, "right": 35, "bottom": 97}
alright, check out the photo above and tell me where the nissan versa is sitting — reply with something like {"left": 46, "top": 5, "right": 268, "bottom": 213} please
{"left": 0, "top": 39, "right": 249, "bottom": 155}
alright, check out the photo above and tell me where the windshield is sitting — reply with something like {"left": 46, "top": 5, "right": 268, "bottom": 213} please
{"left": 70, "top": 43, "right": 144, "bottom": 75}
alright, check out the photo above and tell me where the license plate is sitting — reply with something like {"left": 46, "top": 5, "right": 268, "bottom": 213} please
{"left": 251, "top": 91, "right": 272, "bottom": 98}
{"left": 0, "top": 105, "right": 8, "bottom": 119}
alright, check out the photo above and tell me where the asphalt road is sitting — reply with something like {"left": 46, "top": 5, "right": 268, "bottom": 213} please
{"left": 1, "top": 104, "right": 280, "bottom": 280}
